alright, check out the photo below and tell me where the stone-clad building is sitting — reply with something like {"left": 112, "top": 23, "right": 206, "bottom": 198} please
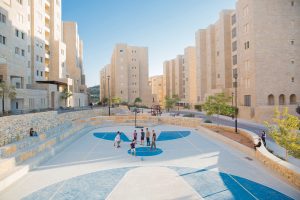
{"left": 100, "top": 44, "right": 152, "bottom": 106}
{"left": 0, "top": 0, "right": 87, "bottom": 114}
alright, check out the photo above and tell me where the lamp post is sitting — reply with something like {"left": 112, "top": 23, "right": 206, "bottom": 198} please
{"left": 107, "top": 76, "right": 111, "bottom": 116}
{"left": 0, "top": 80, "right": 5, "bottom": 115}
{"left": 231, "top": 92, "right": 234, "bottom": 119}
{"left": 233, "top": 72, "right": 238, "bottom": 133}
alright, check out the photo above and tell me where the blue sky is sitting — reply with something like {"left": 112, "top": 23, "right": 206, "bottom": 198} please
{"left": 62, "top": 0, "right": 236, "bottom": 87}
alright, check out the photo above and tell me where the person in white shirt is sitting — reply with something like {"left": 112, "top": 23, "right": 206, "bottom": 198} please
{"left": 114, "top": 131, "right": 121, "bottom": 148}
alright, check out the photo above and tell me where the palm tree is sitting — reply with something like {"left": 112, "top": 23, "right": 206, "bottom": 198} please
{"left": 61, "top": 88, "right": 73, "bottom": 107}
{"left": 0, "top": 81, "right": 16, "bottom": 115}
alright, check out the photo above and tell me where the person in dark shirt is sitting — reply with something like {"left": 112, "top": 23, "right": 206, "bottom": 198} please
{"left": 29, "top": 128, "right": 38, "bottom": 137}
{"left": 140, "top": 129, "right": 145, "bottom": 145}
{"left": 261, "top": 131, "right": 266, "bottom": 146}
{"left": 254, "top": 138, "right": 262, "bottom": 150}
{"left": 130, "top": 139, "right": 136, "bottom": 156}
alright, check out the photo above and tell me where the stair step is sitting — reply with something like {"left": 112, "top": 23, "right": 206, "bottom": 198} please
{"left": 0, "top": 165, "right": 29, "bottom": 192}
{"left": 0, "top": 158, "right": 16, "bottom": 177}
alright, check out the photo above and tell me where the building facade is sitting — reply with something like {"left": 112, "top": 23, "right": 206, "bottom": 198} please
{"left": 100, "top": 44, "right": 152, "bottom": 106}
{"left": 0, "top": 0, "right": 87, "bottom": 114}
{"left": 194, "top": 0, "right": 300, "bottom": 122}
{"left": 149, "top": 75, "right": 163, "bottom": 105}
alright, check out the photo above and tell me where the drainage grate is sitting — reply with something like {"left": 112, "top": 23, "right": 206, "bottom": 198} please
{"left": 245, "top": 157, "right": 253, "bottom": 161}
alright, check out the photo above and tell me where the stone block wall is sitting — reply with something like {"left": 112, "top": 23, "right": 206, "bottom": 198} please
{"left": 0, "top": 108, "right": 107, "bottom": 147}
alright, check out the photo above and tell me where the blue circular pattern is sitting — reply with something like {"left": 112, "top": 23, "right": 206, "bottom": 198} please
{"left": 93, "top": 132, "right": 130, "bottom": 142}
{"left": 127, "top": 147, "right": 163, "bottom": 156}
{"left": 157, "top": 131, "right": 190, "bottom": 141}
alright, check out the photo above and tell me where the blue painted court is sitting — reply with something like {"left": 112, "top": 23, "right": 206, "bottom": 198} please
{"left": 127, "top": 147, "right": 163, "bottom": 156}
{"left": 157, "top": 131, "right": 190, "bottom": 141}
{"left": 93, "top": 132, "right": 130, "bottom": 142}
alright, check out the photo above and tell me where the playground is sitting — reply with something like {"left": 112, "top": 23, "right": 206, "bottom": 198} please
{"left": 0, "top": 125, "right": 299, "bottom": 200}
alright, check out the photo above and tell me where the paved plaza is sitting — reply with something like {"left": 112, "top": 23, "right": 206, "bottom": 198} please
{"left": 0, "top": 125, "right": 299, "bottom": 200}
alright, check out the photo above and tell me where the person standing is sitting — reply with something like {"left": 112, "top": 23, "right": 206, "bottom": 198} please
{"left": 114, "top": 131, "right": 121, "bottom": 148}
{"left": 140, "top": 129, "right": 145, "bottom": 145}
{"left": 261, "top": 131, "right": 266, "bottom": 146}
{"left": 146, "top": 128, "right": 150, "bottom": 146}
{"left": 130, "top": 139, "right": 136, "bottom": 156}
{"left": 151, "top": 130, "right": 157, "bottom": 151}
{"left": 133, "top": 130, "right": 137, "bottom": 143}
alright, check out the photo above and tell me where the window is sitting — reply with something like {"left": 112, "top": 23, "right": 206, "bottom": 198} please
{"left": 291, "top": 59, "right": 295, "bottom": 64}
{"left": 244, "top": 41, "right": 250, "bottom": 49}
{"left": 244, "top": 95, "right": 251, "bottom": 106}
{"left": 232, "top": 27, "right": 236, "bottom": 38}
{"left": 268, "top": 94, "right": 274, "bottom": 105}
{"left": 40, "top": 57, "right": 43, "bottom": 63}
{"left": 120, "top": 49, "right": 123, "bottom": 53}
{"left": 0, "top": 12, "right": 6, "bottom": 23}
{"left": 16, "top": 82, "right": 20, "bottom": 89}
{"left": 291, "top": 1, "right": 294, "bottom": 6}
{"left": 232, "top": 41, "right": 237, "bottom": 52}
{"left": 217, "top": 74, "right": 220, "bottom": 78}
{"left": 40, "top": 71, "right": 43, "bottom": 76}
{"left": 279, "top": 94, "right": 285, "bottom": 105}
{"left": 21, "top": 49, "right": 25, "bottom": 56}
{"left": 17, "top": 0, "right": 23, "bottom": 5}
{"left": 36, "top": 55, "right": 39, "bottom": 61}
{"left": 36, "top": 70, "right": 39, "bottom": 76}
{"left": 290, "top": 94, "right": 296, "bottom": 104}
{"left": 217, "top": 51, "right": 219, "bottom": 56}
{"left": 21, "top": 32, "right": 25, "bottom": 39}
{"left": 232, "top": 55, "right": 237, "bottom": 65}
{"left": 231, "top": 14, "right": 236, "bottom": 25}
{"left": 290, "top": 40, "right": 294, "bottom": 45}
{"left": 0, "top": 34, "right": 6, "bottom": 45}
{"left": 28, "top": 61, "right": 30, "bottom": 68}
{"left": 15, "top": 29, "right": 19, "bottom": 37}
{"left": 15, "top": 47, "right": 20, "bottom": 55}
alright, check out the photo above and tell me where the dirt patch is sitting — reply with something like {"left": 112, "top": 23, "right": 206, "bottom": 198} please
{"left": 203, "top": 125, "right": 254, "bottom": 149}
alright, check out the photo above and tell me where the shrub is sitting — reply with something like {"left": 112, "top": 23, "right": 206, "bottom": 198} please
{"left": 194, "top": 104, "right": 202, "bottom": 111}
{"left": 204, "top": 119, "right": 212, "bottom": 123}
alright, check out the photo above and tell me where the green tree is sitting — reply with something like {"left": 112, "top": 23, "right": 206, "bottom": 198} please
{"left": 203, "top": 93, "right": 233, "bottom": 116}
{"left": 265, "top": 107, "right": 300, "bottom": 160}
{"left": 112, "top": 97, "right": 122, "bottom": 105}
{"left": 0, "top": 81, "right": 16, "bottom": 115}
{"left": 134, "top": 97, "right": 142, "bottom": 107}
{"left": 164, "top": 96, "right": 175, "bottom": 112}
{"left": 60, "top": 88, "right": 73, "bottom": 107}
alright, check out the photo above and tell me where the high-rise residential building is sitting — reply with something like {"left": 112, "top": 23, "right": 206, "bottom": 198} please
{"left": 100, "top": 44, "right": 152, "bottom": 106}
{"left": 0, "top": 0, "right": 87, "bottom": 114}
{"left": 183, "top": 47, "right": 196, "bottom": 106}
{"left": 194, "top": 0, "right": 299, "bottom": 122}
{"left": 149, "top": 75, "right": 163, "bottom": 105}
{"left": 234, "top": 0, "right": 300, "bottom": 121}
{"left": 63, "top": 21, "right": 87, "bottom": 107}
{"left": 99, "top": 64, "right": 110, "bottom": 103}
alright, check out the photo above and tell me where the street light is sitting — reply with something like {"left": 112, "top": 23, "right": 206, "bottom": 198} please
{"left": 231, "top": 92, "right": 234, "bottom": 119}
{"left": 233, "top": 71, "right": 238, "bottom": 133}
{"left": 107, "top": 76, "right": 111, "bottom": 116}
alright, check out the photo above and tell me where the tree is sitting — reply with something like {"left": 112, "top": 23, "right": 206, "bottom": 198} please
{"left": 202, "top": 93, "right": 233, "bottom": 116}
{"left": 134, "top": 97, "right": 142, "bottom": 107}
{"left": 164, "top": 96, "right": 175, "bottom": 112}
{"left": 60, "top": 88, "right": 72, "bottom": 107}
{"left": 0, "top": 81, "right": 16, "bottom": 115}
{"left": 112, "top": 97, "right": 122, "bottom": 105}
{"left": 265, "top": 107, "right": 300, "bottom": 160}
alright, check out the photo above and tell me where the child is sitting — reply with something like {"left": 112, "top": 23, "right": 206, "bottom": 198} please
{"left": 130, "top": 139, "right": 136, "bottom": 156}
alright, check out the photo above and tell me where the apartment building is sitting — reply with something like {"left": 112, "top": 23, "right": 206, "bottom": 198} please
{"left": 99, "top": 64, "right": 110, "bottom": 102}
{"left": 234, "top": 0, "right": 300, "bottom": 121}
{"left": 183, "top": 47, "right": 196, "bottom": 106}
{"left": 63, "top": 22, "right": 87, "bottom": 107}
{"left": 0, "top": 0, "right": 87, "bottom": 114}
{"left": 193, "top": 0, "right": 299, "bottom": 122}
{"left": 100, "top": 44, "right": 152, "bottom": 106}
{"left": 149, "top": 75, "right": 163, "bottom": 105}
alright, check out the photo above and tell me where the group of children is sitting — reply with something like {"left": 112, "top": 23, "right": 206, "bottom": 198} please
{"left": 114, "top": 128, "right": 157, "bottom": 156}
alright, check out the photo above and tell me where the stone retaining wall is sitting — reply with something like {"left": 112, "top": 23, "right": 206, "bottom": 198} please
{"left": 199, "top": 123, "right": 300, "bottom": 190}
{"left": 0, "top": 108, "right": 108, "bottom": 147}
